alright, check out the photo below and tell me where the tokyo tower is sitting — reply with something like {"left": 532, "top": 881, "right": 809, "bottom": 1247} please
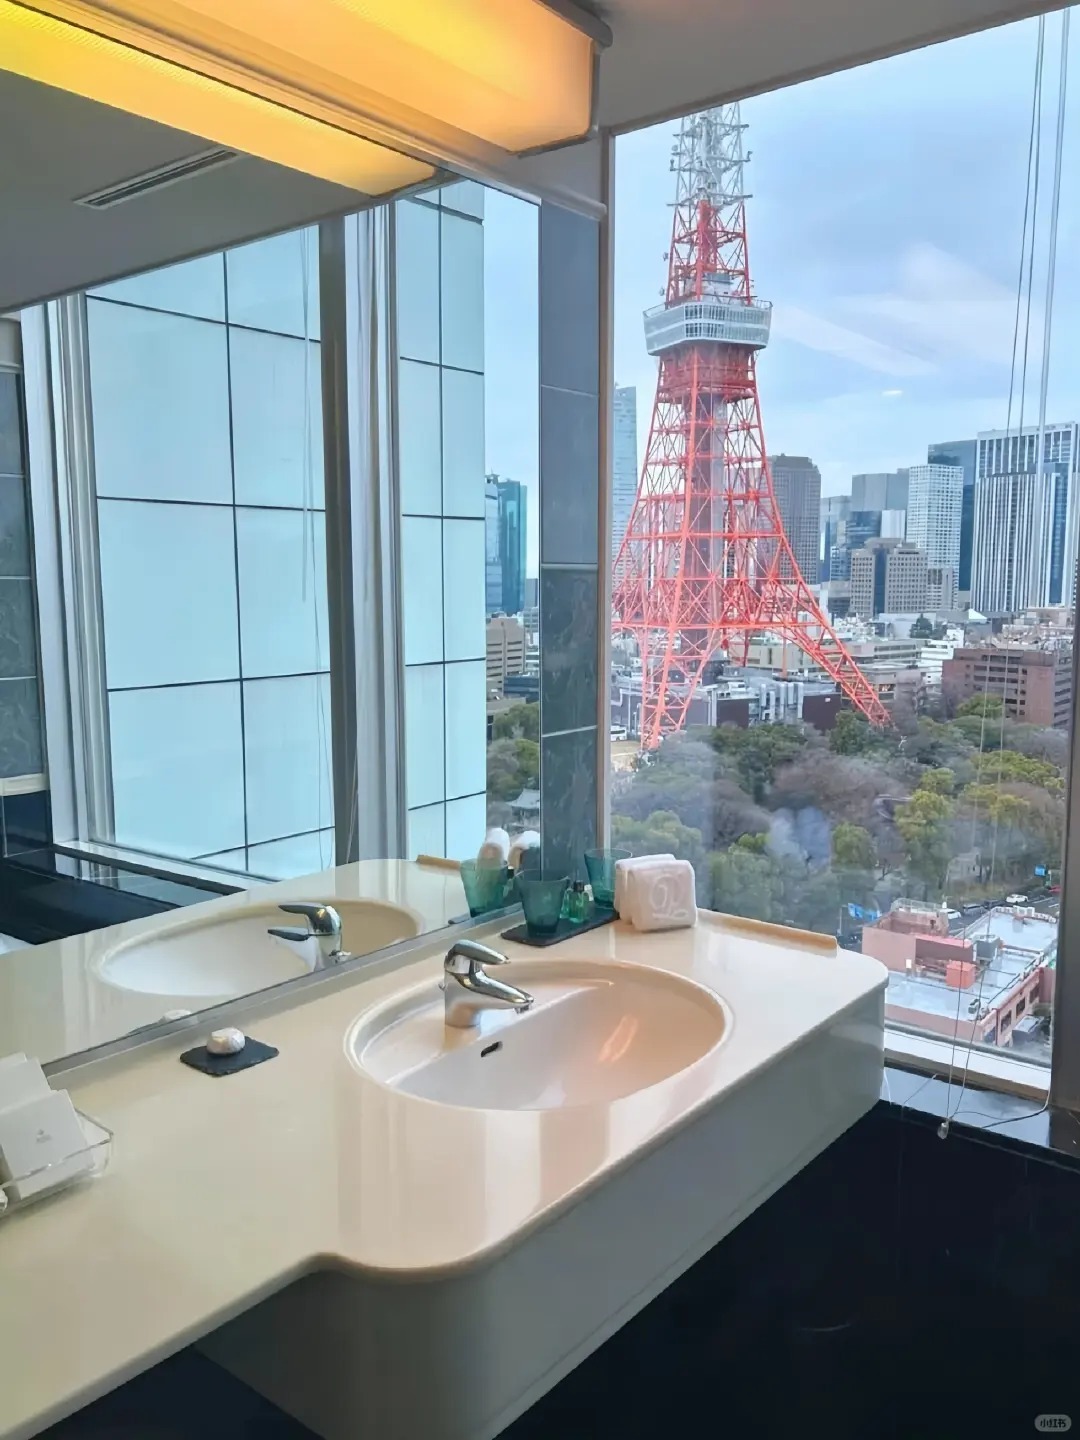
{"left": 613, "top": 106, "right": 889, "bottom": 748}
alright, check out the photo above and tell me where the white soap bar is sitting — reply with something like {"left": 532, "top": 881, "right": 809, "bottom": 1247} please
{"left": 0, "top": 1053, "right": 51, "bottom": 1115}
{"left": 613, "top": 854, "right": 675, "bottom": 918}
{"left": 624, "top": 857, "right": 698, "bottom": 933}
{"left": 207, "top": 1027, "right": 246, "bottom": 1056}
{"left": 0, "top": 1090, "right": 91, "bottom": 1202}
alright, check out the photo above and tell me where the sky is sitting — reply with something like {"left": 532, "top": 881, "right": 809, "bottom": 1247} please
{"left": 481, "top": 8, "right": 1079, "bottom": 570}
{"left": 613, "top": 10, "right": 1079, "bottom": 497}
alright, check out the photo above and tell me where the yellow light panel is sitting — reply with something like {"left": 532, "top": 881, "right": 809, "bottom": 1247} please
{"left": 0, "top": 1, "right": 436, "bottom": 192}
{"left": 13, "top": 0, "right": 595, "bottom": 155}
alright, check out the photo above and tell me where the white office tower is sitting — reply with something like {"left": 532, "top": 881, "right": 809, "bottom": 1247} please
{"left": 612, "top": 385, "right": 638, "bottom": 557}
{"left": 971, "top": 471, "right": 1054, "bottom": 614}
{"left": 905, "top": 464, "right": 963, "bottom": 570}
{"left": 976, "top": 424, "right": 1080, "bottom": 608}
{"left": 880, "top": 509, "right": 907, "bottom": 540}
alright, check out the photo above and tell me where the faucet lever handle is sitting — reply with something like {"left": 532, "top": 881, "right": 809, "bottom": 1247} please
{"left": 267, "top": 925, "right": 312, "bottom": 944}
{"left": 277, "top": 902, "right": 341, "bottom": 935}
{"left": 443, "top": 939, "right": 509, "bottom": 977}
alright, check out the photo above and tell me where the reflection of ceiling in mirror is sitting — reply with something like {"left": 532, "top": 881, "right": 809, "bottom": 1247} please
{"left": 0, "top": 2, "right": 435, "bottom": 193}
{"left": 1, "top": 0, "right": 597, "bottom": 185}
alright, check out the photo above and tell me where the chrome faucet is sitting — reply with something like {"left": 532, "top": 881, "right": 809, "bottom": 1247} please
{"left": 441, "top": 939, "right": 533, "bottom": 1029}
{"left": 267, "top": 902, "right": 347, "bottom": 968}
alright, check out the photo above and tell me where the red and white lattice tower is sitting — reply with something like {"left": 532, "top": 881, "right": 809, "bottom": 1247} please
{"left": 613, "top": 106, "right": 889, "bottom": 748}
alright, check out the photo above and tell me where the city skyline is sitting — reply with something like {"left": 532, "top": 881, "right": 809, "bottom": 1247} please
{"left": 613, "top": 15, "right": 1078, "bottom": 498}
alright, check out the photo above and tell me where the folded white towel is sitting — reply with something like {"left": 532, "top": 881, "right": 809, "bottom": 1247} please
{"left": 623, "top": 857, "right": 697, "bottom": 932}
{"left": 614, "top": 854, "right": 674, "bottom": 918}
{"left": 508, "top": 830, "right": 541, "bottom": 873}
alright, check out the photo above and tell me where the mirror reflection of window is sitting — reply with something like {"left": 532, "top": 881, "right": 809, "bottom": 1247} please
{"left": 397, "top": 182, "right": 540, "bottom": 863}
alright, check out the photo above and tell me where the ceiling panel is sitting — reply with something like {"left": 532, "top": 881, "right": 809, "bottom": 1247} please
{"left": 0, "top": 71, "right": 375, "bottom": 312}
{"left": 592, "top": 0, "right": 1065, "bottom": 131}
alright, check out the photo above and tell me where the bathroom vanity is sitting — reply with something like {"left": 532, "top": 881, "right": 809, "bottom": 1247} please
{"left": 0, "top": 911, "right": 885, "bottom": 1440}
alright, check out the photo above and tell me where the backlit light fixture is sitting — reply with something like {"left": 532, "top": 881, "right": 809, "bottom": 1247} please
{"left": 0, "top": 0, "right": 604, "bottom": 192}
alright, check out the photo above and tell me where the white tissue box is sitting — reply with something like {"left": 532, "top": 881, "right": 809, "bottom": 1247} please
{"left": 623, "top": 857, "right": 697, "bottom": 932}
{"left": 0, "top": 1089, "right": 92, "bottom": 1202}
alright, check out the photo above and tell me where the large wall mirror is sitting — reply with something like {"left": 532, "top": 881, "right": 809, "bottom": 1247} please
{"left": 0, "top": 177, "right": 542, "bottom": 1067}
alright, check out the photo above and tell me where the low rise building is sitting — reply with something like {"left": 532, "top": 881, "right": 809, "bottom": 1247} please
{"left": 941, "top": 643, "right": 1072, "bottom": 727}
{"left": 486, "top": 614, "right": 526, "bottom": 694}
{"left": 862, "top": 899, "right": 1056, "bottom": 1048}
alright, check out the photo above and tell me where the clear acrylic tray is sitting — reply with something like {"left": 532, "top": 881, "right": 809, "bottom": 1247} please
{"left": 0, "top": 1110, "right": 112, "bottom": 1218}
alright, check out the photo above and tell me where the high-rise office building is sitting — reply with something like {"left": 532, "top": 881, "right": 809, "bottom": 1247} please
{"left": 485, "top": 478, "right": 503, "bottom": 614}
{"left": 850, "top": 539, "right": 927, "bottom": 618}
{"left": 928, "top": 439, "right": 976, "bottom": 593}
{"left": 906, "top": 464, "right": 963, "bottom": 571}
{"left": 851, "top": 470, "right": 909, "bottom": 512}
{"left": 971, "top": 471, "right": 1054, "bottom": 615}
{"left": 829, "top": 509, "right": 882, "bottom": 581}
{"left": 484, "top": 474, "right": 528, "bottom": 615}
{"left": 976, "top": 424, "right": 1079, "bottom": 607}
{"left": 612, "top": 385, "right": 638, "bottom": 556}
{"left": 820, "top": 495, "right": 850, "bottom": 582}
{"left": 926, "top": 565, "right": 957, "bottom": 613}
{"left": 769, "top": 454, "right": 821, "bottom": 583}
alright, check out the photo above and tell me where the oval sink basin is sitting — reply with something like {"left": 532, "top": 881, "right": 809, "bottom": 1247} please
{"left": 348, "top": 959, "right": 729, "bottom": 1111}
{"left": 98, "top": 898, "right": 422, "bottom": 1003}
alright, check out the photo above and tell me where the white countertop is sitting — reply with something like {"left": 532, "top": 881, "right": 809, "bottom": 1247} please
{"left": 0, "top": 860, "right": 467, "bottom": 1066}
{"left": 0, "top": 915, "right": 885, "bottom": 1440}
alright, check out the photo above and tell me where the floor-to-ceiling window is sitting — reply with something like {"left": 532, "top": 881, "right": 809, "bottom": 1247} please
{"left": 79, "top": 229, "right": 332, "bottom": 879}
{"left": 609, "top": 11, "right": 1076, "bottom": 1075}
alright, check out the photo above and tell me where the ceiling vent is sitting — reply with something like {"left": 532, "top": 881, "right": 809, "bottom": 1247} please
{"left": 74, "top": 148, "right": 240, "bottom": 209}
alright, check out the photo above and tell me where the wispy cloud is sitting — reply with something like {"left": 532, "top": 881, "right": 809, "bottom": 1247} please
{"left": 770, "top": 304, "right": 934, "bottom": 377}
{"left": 770, "top": 244, "right": 1023, "bottom": 381}
{"left": 840, "top": 244, "right": 1025, "bottom": 366}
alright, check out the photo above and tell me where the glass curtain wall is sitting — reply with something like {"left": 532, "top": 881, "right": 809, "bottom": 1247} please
{"left": 396, "top": 183, "right": 489, "bottom": 861}
{"left": 84, "top": 231, "right": 332, "bottom": 879}
{"left": 396, "top": 179, "right": 541, "bottom": 862}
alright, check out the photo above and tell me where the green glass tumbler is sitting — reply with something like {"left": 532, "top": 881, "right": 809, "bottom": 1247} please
{"left": 584, "top": 847, "right": 631, "bottom": 908}
{"left": 460, "top": 861, "right": 511, "bottom": 917}
{"left": 517, "top": 875, "right": 569, "bottom": 935}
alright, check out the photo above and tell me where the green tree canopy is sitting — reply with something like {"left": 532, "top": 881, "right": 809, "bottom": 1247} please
{"left": 971, "top": 749, "right": 1061, "bottom": 794}
{"left": 491, "top": 702, "right": 539, "bottom": 742}
{"left": 957, "top": 694, "right": 1004, "bottom": 719}
{"left": 895, "top": 789, "right": 954, "bottom": 899}
{"left": 707, "top": 846, "right": 784, "bottom": 922}
{"left": 831, "top": 821, "right": 876, "bottom": 871}
{"left": 917, "top": 767, "right": 955, "bottom": 796}
{"left": 611, "top": 810, "right": 705, "bottom": 868}
{"left": 697, "top": 722, "right": 809, "bottom": 802}
{"left": 486, "top": 736, "right": 539, "bottom": 802}
{"left": 829, "top": 710, "right": 877, "bottom": 757}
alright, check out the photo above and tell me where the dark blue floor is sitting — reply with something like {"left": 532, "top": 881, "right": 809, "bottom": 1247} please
{"left": 38, "top": 1350, "right": 314, "bottom": 1438}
